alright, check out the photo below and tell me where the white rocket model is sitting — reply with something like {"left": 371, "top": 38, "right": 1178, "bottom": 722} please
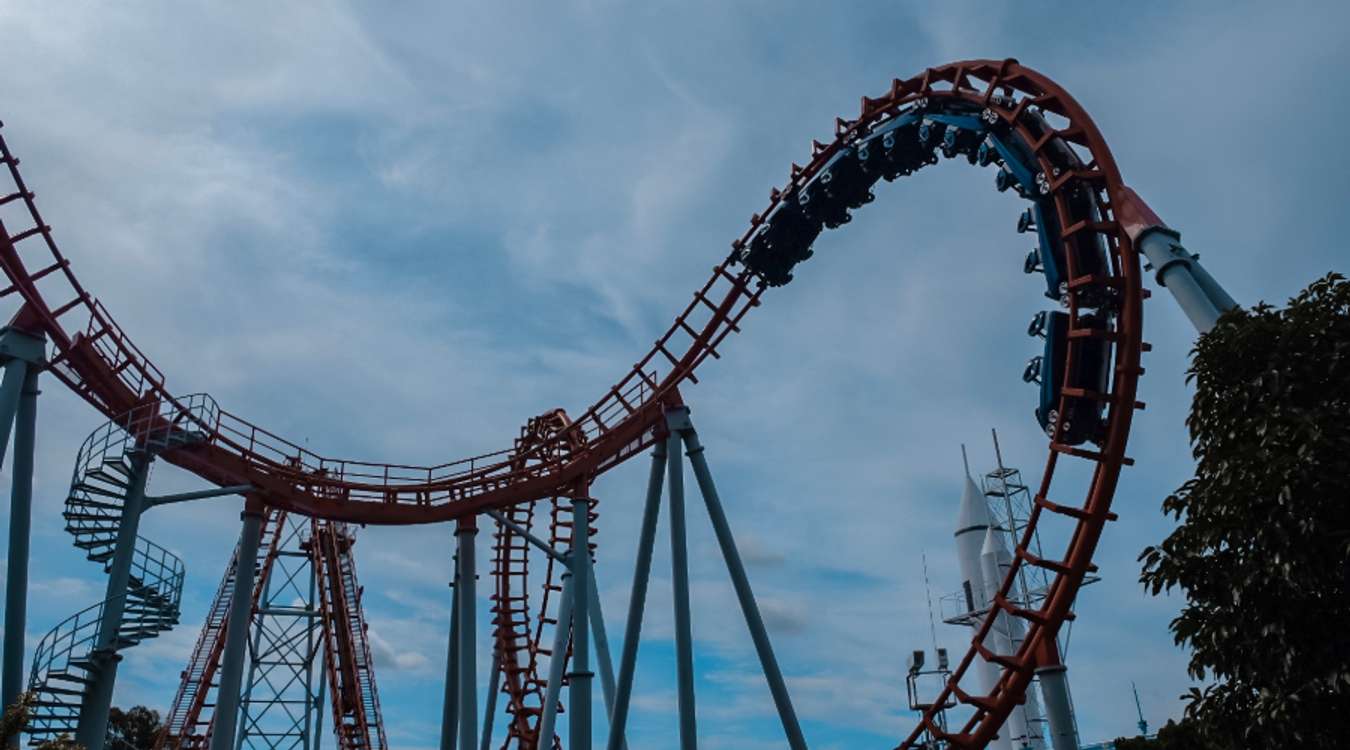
{"left": 954, "top": 472, "right": 1015, "bottom": 750}
{"left": 953, "top": 451, "right": 1079, "bottom": 750}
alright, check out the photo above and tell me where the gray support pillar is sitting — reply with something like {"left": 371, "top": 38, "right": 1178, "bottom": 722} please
{"left": 665, "top": 422, "right": 698, "bottom": 750}
{"left": 456, "top": 518, "right": 479, "bottom": 750}
{"left": 0, "top": 359, "right": 27, "bottom": 472}
{"left": 440, "top": 554, "right": 460, "bottom": 750}
{"left": 1037, "top": 664, "right": 1078, "bottom": 750}
{"left": 209, "top": 506, "right": 265, "bottom": 750}
{"left": 1, "top": 365, "right": 36, "bottom": 729}
{"left": 1138, "top": 228, "right": 1223, "bottom": 334}
{"left": 586, "top": 566, "right": 626, "bottom": 750}
{"left": 539, "top": 572, "right": 574, "bottom": 747}
{"left": 234, "top": 547, "right": 276, "bottom": 750}
{"left": 303, "top": 547, "right": 320, "bottom": 750}
{"left": 569, "top": 497, "right": 593, "bottom": 750}
{"left": 606, "top": 443, "right": 666, "bottom": 750}
{"left": 76, "top": 451, "right": 152, "bottom": 750}
{"left": 682, "top": 427, "right": 808, "bottom": 750}
{"left": 479, "top": 649, "right": 501, "bottom": 750}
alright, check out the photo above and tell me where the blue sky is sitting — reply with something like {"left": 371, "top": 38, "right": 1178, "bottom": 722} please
{"left": 1, "top": 1, "right": 1347, "bottom": 748}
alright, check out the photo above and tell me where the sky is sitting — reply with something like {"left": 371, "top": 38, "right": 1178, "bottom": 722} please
{"left": 0, "top": 1, "right": 1347, "bottom": 748}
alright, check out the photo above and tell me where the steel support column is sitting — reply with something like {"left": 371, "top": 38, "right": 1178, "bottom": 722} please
{"left": 0, "top": 359, "right": 26, "bottom": 472}
{"left": 586, "top": 565, "right": 625, "bottom": 750}
{"left": 440, "top": 552, "right": 460, "bottom": 750}
{"left": 569, "top": 496, "right": 593, "bottom": 750}
{"left": 0, "top": 321, "right": 42, "bottom": 729}
{"left": 1138, "top": 228, "right": 1226, "bottom": 334}
{"left": 1036, "top": 650, "right": 1078, "bottom": 750}
{"left": 75, "top": 451, "right": 152, "bottom": 750}
{"left": 456, "top": 518, "right": 479, "bottom": 750}
{"left": 682, "top": 425, "right": 807, "bottom": 750}
{"left": 234, "top": 515, "right": 323, "bottom": 750}
{"left": 1, "top": 363, "right": 37, "bottom": 731}
{"left": 538, "top": 572, "right": 574, "bottom": 748}
{"left": 210, "top": 504, "right": 266, "bottom": 750}
{"left": 665, "top": 416, "right": 698, "bottom": 750}
{"left": 606, "top": 442, "right": 666, "bottom": 750}
{"left": 479, "top": 649, "right": 500, "bottom": 750}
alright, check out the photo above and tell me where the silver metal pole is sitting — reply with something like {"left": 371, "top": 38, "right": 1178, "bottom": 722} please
{"left": 441, "top": 553, "right": 460, "bottom": 750}
{"left": 570, "top": 497, "right": 594, "bottom": 750}
{"left": 210, "top": 505, "right": 265, "bottom": 750}
{"left": 1138, "top": 228, "right": 1223, "bottom": 334}
{"left": 681, "top": 427, "right": 807, "bottom": 750}
{"left": 1, "top": 365, "right": 36, "bottom": 732}
{"left": 606, "top": 443, "right": 666, "bottom": 750}
{"left": 480, "top": 649, "right": 501, "bottom": 750}
{"left": 1036, "top": 664, "right": 1078, "bottom": 750}
{"left": 456, "top": 519, "right": 479, "bottom": 750}
{"left": 539, "top": 572, "right": 575, "bottom": 747}
{"left": 666, "top": 420, "right": 698, "bottom": 750}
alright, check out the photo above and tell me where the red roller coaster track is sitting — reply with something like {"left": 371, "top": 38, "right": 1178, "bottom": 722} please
{"left": 0, "top": 59, "right": 1151, "bottom": 748}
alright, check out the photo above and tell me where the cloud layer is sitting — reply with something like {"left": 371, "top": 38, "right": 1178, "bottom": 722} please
{"left": 1, "top": 1, "right": 1347, "bottom": 748}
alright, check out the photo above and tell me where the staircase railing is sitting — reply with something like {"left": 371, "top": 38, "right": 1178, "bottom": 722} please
{"left": 24, "top": 397, "right": 220, "bottom": 742}
{"left": 24, "top": 600, "right": 107, "bottom": 737}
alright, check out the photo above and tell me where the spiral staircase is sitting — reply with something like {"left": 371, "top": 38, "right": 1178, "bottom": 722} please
{"left": 24, "top": 397, "right": 216, "bottom": 743}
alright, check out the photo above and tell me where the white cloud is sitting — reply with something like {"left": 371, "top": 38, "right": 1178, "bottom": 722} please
{"left": 2, "top": 1, "right": 1345, "bottom": 747}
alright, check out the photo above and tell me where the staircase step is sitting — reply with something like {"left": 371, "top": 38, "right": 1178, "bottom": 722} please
{"left": 70, "top": 482, "right": 127, "bottom": 500}
{"left": 101, "top": 456, "right": 134, "bottom": 475}
{"left": 63, "top": 512, "right": 120, "bottom": 523}
{"left": 63, "top": 527, "right": 117, "bottom": 540}
{"left": 35, "top": 685, "right": 84, "bottom": 697}
{"left": 30, "top": 699, "right": 79, "bottom": 708}
{"left": 86, "top": 467, "right": 131, "bottom": 486}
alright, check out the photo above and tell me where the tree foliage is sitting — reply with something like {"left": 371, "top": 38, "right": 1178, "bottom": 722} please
{"left": 1113, "top": 718, "right": 1218, "bottom": 749}
{"left": 1139, "top": 273, "right": 1350, "bottom": 748}
{"left": 1, "top": 693, "right": 81, "bottom": 749}
{"left": 0, "top": 693, "right": 163, "bottom": 750}
{"left": 106, "top": 706, "right": 161, "bottom": 750}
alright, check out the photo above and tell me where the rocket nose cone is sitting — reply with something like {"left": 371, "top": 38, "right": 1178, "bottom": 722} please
{"left": 955, "top": 475, "right": 991, "bottom": 536}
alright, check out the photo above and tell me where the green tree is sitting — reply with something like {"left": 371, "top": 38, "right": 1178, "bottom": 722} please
{"left": 1113, "top": 718, "right": 1218, "bottom": 749}
{"left": 1139, "top": 273, "right": 1350, "bottom": 748}
{"left": 0, "top": 693, "right": 163, "bottom": 750}
{"left": 1, "top": 693, "right": 82, "bottom": 749}
{"left": 105, "top": 706, "right": 162, "bottom": 750}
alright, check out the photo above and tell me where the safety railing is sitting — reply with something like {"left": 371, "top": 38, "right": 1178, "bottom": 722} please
{"left": 25, "top": 599, "right": 109, "bottom": 734}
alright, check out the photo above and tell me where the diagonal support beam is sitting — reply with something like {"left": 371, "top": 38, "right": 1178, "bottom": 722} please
{"left": 606, "top": 442, "right": 666, "bottom": 750}
{"left": 680, "top": 418, "right": 808, "bottom": 750}
{"left": 485, "top": 509, "right": 568, "bottom": 563}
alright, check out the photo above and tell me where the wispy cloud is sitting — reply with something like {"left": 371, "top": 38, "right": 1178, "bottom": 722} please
{"left": 1, "top": 1, "right": 1346, "bottom": 747}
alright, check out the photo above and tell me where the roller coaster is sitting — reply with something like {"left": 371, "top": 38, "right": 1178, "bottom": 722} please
{"left": 0, "top": 59, "right": 1236, "bottom": 750}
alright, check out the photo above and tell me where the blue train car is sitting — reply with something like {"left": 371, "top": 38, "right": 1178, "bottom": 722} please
{"left": 1027, "top": 311, "right": 1110, "bottom": 445}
